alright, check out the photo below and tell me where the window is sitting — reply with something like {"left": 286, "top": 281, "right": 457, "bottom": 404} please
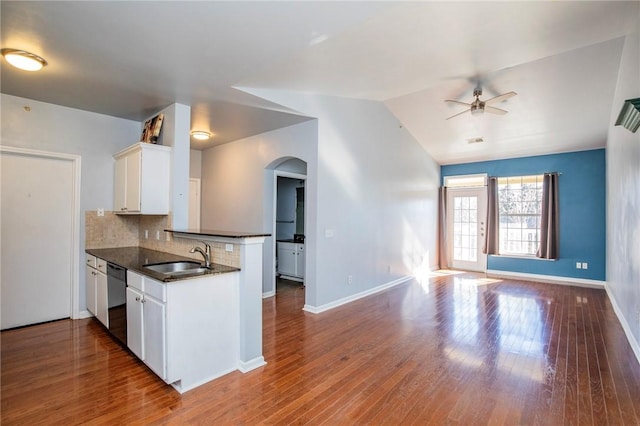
{"left": 497, "top": 175, "right": 543, "bottom": 255}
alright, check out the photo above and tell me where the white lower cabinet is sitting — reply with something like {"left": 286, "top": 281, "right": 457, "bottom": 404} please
{"left": 96, "top": 270, "right": 108, "bottom": 327}
{"left": 86, "top": 255, "right": 108, "bottom": 327}
{"left": 126, "top": 270, "right": 239, "bottom": 393}
{"left": 277, "top": 242, "right": 305, "bottom": 280}
{"left": 126, "top": 287, "right": 144, "bottom": 359}
{"left": 142, "top": 295, "right": 166, "bottom": 379}
{"left": 126, "top": 276, "right": 167, "bottom": 380}
{"left": 86, "top": 267, "right": 97, "bottom": 316}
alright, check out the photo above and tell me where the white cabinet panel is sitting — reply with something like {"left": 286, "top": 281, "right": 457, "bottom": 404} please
{"left": 143, "top": 295, "right": 166, "bottom": 380}
{"left": 126, "top": 287, "right": 144, "bottom": 360}
{"left": 85, "top": 267, "right": 97, "bottom": 316}
{"left": 96, "top": 270, "right": 108, "bottom": 327}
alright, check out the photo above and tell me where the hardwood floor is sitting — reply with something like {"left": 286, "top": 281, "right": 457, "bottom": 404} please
{"left": 2, "top": 272, "right": 640, "bottom": 425}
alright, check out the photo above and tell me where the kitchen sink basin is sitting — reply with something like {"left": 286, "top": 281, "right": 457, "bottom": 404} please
{"left": 143, "top": 261, "right": 208, "bottom": 276}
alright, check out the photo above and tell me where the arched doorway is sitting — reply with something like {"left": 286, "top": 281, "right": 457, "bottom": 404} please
{"left": 264, "top": 157, "right": 307, "bottom": 302}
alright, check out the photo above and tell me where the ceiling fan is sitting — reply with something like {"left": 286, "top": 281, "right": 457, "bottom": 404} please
{"left": 445, "top": 87, "right": 517, "bottom": 120}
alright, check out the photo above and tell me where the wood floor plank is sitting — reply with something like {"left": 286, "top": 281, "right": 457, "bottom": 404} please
{"left": 2, "top": 273, "right": 640, "bottom": 425}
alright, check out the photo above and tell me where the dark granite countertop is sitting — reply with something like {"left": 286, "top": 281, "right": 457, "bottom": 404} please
{"left": 86, "top": 246, "right": 240, "bottom": 282}
{"left": 166, "top": 229, "right": 271, "bottom": 239}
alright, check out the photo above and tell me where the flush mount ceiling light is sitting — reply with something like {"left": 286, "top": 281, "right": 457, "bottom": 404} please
{"left": 190, "top": 130, "right": 211, "bottom": 141}
{"left": 1, "top": 48, "right": 47, "bottom": 71}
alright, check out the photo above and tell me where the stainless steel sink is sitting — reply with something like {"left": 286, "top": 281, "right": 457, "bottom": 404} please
{"left": 143, "top": 261, "right": 207, "bottom": 276}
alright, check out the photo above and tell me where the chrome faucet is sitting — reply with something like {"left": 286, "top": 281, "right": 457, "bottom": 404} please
{"left": 189, "top": 241, "right": 212, "bottom": 268}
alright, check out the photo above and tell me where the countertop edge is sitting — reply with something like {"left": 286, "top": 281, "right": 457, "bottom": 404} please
{"left": 86, "top": 247, "right": 240, "bottom": 282}
{"left": 166, "top": 229, "right": 271, "bottom": 238}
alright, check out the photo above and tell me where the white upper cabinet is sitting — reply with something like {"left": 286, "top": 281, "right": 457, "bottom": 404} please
{"left": 113, "top": 143, "right": 170, "bottom": 214}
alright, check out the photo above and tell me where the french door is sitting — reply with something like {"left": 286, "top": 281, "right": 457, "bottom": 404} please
{"left": 446, "top": 187, "right": 487, "bottom": 272}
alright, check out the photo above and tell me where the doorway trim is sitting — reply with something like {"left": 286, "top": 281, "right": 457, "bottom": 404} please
{"left": 266, "top": 170, "right": 307, "bottom": 298}
{"left": 0, "top": 145, "right": 81, "bottom": 320}
{"left": 446, "top": 186, "right": 488, "bottom": 272}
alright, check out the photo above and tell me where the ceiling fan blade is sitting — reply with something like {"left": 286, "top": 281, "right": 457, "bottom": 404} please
{"left": 444, "top": 100, "right": 472, "bottom": 107}
{"left": 484, "top": 91, "right": 517, "bottom": 105}
{"left": 484, "top": 106, "right": 508, "bottom": 115}
{"left": 446, "top": 109, "right": 471, "bottom": 120}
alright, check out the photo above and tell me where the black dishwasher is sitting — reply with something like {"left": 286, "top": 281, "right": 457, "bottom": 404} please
{"left": 106, "top": 262, "right": 127, "bottom": 345}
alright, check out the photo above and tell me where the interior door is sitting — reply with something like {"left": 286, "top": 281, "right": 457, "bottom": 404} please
{"left": 446, "top": 187, "right": 487, "bottom": 272}
{"left": 1, "top": 150, "right": 74, "bottom": 329}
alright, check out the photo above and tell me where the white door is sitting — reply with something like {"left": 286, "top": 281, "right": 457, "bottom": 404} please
{"left": 188, "top": 178, "right": 201, "bottom": 229}
{"left": 446, "top": 187, "right": 487, "bottom": 272}
{"left": 1, "top": 150, "right": 75, "bottom": 329}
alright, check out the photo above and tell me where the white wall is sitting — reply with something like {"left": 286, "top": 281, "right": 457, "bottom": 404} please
{"left": 0, "top": 94, "right": 140, "bottom": 312}
{"left": 200, "top": 120, "right": 318, "bottom": 298}
{"left": 190, "top": 149, "right": 202, "bottom": 179}
{"left": 203, "top": 90, "right": 440, "bottom": 309}
{"left": 606, "top": 23, "right": 640, "bottom": 359}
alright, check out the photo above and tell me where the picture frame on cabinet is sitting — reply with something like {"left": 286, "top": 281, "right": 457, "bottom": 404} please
{"left": 141, "top": 113, "right": 164, "bottom": 144}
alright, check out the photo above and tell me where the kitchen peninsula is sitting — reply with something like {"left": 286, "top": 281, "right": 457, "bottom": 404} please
{"left": 166, "top": 228, "right": 271, "bottom": 378}
{"left": 86, "top": 228, "right": 269, "bottom": 394}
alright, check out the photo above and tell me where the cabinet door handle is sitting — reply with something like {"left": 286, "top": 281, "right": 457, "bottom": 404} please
{"left": 141, "top": 298, "right": 146, "bottom": 304}
{"left": 135, "top": 296, "right": 141, "bottom": 302}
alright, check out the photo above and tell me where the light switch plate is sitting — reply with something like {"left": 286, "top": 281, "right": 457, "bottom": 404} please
{"left": 97, "top": 208, "right": 104, "bottom": 217}
{"left": 576, "top": 262, "right": 582, "bottom": 269}
{"left": 582, "top": 262, "right": 588, "bottom": 269}
{"left": 225, "top": 244, "right": 233, "bottom": 252}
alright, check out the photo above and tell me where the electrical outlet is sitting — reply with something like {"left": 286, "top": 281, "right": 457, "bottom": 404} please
{"left": 325, "top": 229, "right": 335, "bottom": 238}
{"left": 225, "top": 244, "right": 233, "bottom": 252}
{"left": 576, "top": 262, "right": 582, "bottom": 269}
{"left": 582, "top": 262, "right": 588, "bottom": 270}
{"left": 97, "top": 208, "right": 104, "bottom": 217}
{"left": 156, "top": 230, "right": 160, "bottom": 240}
{"left": 348, "top": 275, "right": 353, "bottom": 284}
{"left": 144, "top": 229, "right": 149, "bottom": 239}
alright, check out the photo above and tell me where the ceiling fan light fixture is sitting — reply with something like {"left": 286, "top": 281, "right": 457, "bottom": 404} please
{"left": 190, "top": 130, "right": 211, "bottom": 140}
{"left": 1, "top": 48, "right": 47, "bottom": 71}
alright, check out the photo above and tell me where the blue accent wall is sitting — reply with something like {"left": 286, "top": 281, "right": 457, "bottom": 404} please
{"left": 441, "top": 149, "right": 606, "bottom": 281}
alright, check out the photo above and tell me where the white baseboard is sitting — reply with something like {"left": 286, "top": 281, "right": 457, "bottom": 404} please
{"left": 279, "top": 274, "right": 304, "bottom": 282}
{"left": 605, "top": 284, "right": 640, "bottom": 366}
{"left": 303, "top": 275, "right": 413, "bottom": 314}
{"left": 238, "top": 356, "right": 266, "bottom": 373}
{"left": 486, "top": 270, "right": 605, "bottom": 289}
{"left": 76, "top": 310, "right": 93, "bottom": 319}
{"left": 171, "top": 366, "right": 238, "bottom": 394}
{"left": 262, "top": 290, "right": 275, "bottom": 299}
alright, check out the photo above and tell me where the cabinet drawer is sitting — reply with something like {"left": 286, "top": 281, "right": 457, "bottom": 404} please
{"left": 127, "top": 271, "right": 144, "bottom": 292}
{"left": 86, "top": 254, "right": 96, "bottom": 268}
{"left": 144, "top": 277, "right": 166, "bottom": 302}
{"left": 96, "top": 258, "right": 107, "bottom": 273}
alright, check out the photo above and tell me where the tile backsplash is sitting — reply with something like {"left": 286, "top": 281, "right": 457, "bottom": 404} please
{"left": 85, "top": 211, "right": 240, "bottom": 267}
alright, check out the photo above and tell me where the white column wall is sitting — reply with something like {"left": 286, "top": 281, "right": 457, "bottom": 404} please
{"left": 606, "top": 21, "right": 640, "bottom": 361}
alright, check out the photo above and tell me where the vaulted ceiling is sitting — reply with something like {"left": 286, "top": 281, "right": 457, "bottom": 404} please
{"left": 2, "top": 1, "right": 638, "bottom": 164}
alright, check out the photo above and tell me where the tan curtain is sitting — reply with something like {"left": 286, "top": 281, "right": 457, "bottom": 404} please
{"left": 438, "top": 187, "right": 448, "bottom": 269}
{"left": 537, "top": 173, "right": 560, "bottom": 259}
{"left": 483, "top": 177, "right": 499, "bottom": 255}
